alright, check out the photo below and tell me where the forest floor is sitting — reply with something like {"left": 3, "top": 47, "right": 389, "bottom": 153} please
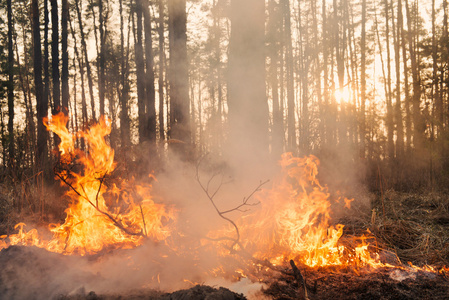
{"left": 1, "top": 186, "right": 449, "bottom": 299}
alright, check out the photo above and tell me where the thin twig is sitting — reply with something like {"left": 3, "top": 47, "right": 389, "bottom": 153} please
{"left": 140, "top": 204, "right": 148, "bottom": 237}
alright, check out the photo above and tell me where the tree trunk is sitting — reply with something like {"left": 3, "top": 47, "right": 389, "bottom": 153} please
{"left": 268, "top": 0, "right": 283, "bottom": 157}
{"left": 360, "top": 0, "right": 366, "bottom": 159}
{"left": 399, "top": 0, "right": 411, "bottom": 153}
{"left": 384, "top": 0, "right": 394, "bottom": 160}
{"left": 143, "top": 0, "right": 156, "bottom": 143}
{"left": 405, "top": 0, "right": 424, "bottom": 151}
{"left": 7, "top": 0, "right": 14, "bottom": 169}
{"left": 33, "top": 0, "right": 49, "bottom": 174}
{"left": 99, "top": 0, "right": 105, "bottom": 116}
{"left": 168, "top": 0, "right": 191, "bottom": 157}
{"left": 69, "top": 13, "right": 88, "bottom": 126}
{"left": 44, "top": 0, "right": 50, "bottom": 125}
{"left": 61, "top": 0, "right": 69, "bottom": 114}
{"left": 51, "top": 0, "right": 60, "bottom": 114}
{"left": 135, "top": 0, "right": 146, "bottom": 143}
{"left": 394, "top": 0, "right": 404, "bottom": 160}
{"left": 283, "top": 0, "right": 296, "bottom": 152}
{"left": 119, "top": 0, "right": 131, "bottom": 148}
{"left": 158, "top": 0, "right": 165, "bottom": 141}
{"left": 75, "top": 0, "right": 96, "bottom": 120}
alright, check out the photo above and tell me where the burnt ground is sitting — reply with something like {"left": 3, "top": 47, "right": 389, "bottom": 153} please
{"left": 262, "top": 265, "right": 449, "bottom": 300}
{"left": 1, "top": 245, "right": 449, "bottom": 300}
{"left": 1, "top": 192, "right": 449, "bottom": 299}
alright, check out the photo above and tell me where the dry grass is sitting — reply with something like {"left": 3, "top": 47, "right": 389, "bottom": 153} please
{"left": 369, "top": 191, "right": 449, "bottom": 267}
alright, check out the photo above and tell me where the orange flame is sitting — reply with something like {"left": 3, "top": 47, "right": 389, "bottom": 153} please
{"left": 0, "top": 113, "right": 173, "bottom": 255}
{"left": 212, "top": 153, "right": 383, "bottom": 269}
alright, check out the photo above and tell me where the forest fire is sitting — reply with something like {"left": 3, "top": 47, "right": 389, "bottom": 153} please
{"left": 216, "top": 153, "right": 386, "bottom": 269}
{"left": 0, "top": 115, "right": 447, "bottom": 299}
{"left": 0, "top": 113, "right": 173, "bottom": 255}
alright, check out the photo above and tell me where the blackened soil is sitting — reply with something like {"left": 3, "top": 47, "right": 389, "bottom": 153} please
{"left": 263, "top": 266, "right": 449, "bottom": 300}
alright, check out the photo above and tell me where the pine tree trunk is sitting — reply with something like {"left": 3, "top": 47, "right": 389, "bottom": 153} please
{"left": 69, "top": 15, "right": 88, "bottom": 126}
{"left": 168, "top": 0, "right": 191, "bottom": 157}
{"left": 268, "top": 0, "right": 283, "bottom": 157}
{"left": 394, "top": 0, "right": 404, "bottom": 161}
{"left": 75, "top": 0, "right": 96, "bottom": 120}
{"left": 99, "top": 0, "right": 105, "bottom": 116}
{"left": 360, "top": 0, "right": 366, "bottom": 159}
{"left": 7, "top": 0, "right": 14, "bottom": 168}
{"left": 33, "top": 0, "right": 49, "bottom": 174}
{"left": 51, "top": 0, "right": 60, "bottom": 114}
{"left": 283, "top": 0, "right": 296, "bottom": 152}
{"left": 119, "top": 0, "right": 130, "bottom": 148}
{"left": 135, "top": 0, "right": 146, "bottom": 143}
{"left": 158, "top": 0, "right": 165, "bottom": 141}
{"left": 61, "top": 0, "right": 69, "bottom": 114}
{"left": 399, "top": 0, "right": 411, "bottom": 152}
{"left": 143, "top": 0, "right": 156, "bottom": 142}
{"left": 384, "top": 0, "right": 394, "bottom": 160}
{"left": 405, "top": 0, "right": 424, "bottom": 151}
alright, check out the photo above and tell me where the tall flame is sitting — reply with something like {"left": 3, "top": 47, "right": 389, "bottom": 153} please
{"left": 0, "top": 113, "right": 173, "bottom": 255}
{"left": 214, "top": 153, "right": 382, "bottom": 268}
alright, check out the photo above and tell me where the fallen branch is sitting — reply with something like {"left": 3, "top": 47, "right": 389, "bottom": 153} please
{"left": 196, "top": 155, "right": 269, "bottom": 250}
{"left": 290, "top": 259, "right": 309, "bottom": 299}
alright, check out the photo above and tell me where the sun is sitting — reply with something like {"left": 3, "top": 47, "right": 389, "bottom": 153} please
{"left": 334, "top": 86, "right": 351, "bottom": 104}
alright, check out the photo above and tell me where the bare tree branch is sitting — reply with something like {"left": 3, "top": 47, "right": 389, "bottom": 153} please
{"left": 196, "top": 154, "right": 269, "bottom": 251}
